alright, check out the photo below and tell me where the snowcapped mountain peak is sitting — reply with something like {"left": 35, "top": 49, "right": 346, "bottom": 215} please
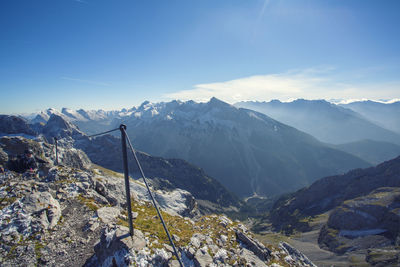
{"left": 61, "top": 108, "right": 87, "bottom": 121}
{"left": 46, "top": 108, "right": 58, "bottom": 113}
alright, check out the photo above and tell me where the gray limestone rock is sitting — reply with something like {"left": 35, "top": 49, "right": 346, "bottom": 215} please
{"left": 1, "top": 191, "right": 62, "bottom": 236}
{"left": 235, "top": 230, "right": 271, "bottom": 262}
{"left": 279, "top": 242, "right": 316, "bottom": 267}
{"left": 193, "top": 246, "right": 213, "bottom": 267}
{"left": 96, "top": 207, "right": 121, "bottom": 225}
{"left": 238, "top": 248, "right": 267, "bottom": 267}
{"left": 89, "top": 226, "right": 146, "bottom": 267}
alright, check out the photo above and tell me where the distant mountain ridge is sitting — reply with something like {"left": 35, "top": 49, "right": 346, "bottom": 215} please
{"left": 341, "top": 100, "right": 400, "bottom": 134}
{"left": 332, "top": 139, "right": 400, "bottom": 165}
{"left": 235, "top": 99, "right": 400, "bottom": 145}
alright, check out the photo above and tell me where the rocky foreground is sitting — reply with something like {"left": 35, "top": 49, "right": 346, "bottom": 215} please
{"left": 0, "top": 136, "right": 315, "bottom": 266}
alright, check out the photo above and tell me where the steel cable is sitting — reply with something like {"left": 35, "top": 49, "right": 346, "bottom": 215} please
{"left": 87, "top": 127, "right": 120, "bottom": 138}
{"left": 122, "top": 128, "right": 184, "bottom": 267}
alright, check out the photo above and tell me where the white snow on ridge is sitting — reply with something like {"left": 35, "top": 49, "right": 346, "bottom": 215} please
{"left": 62, "top": 108, "right": 88, "bottom": 121}
{"left": 331, "top": 98, "right": 400, "bottom": 105}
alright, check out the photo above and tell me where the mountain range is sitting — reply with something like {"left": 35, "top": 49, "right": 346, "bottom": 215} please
{"left": 235, "top": 99, "right": 400, "bottom": 145}
{"left": 341, "top": 100, "right": 400, "bottom": 134}
{"left": 26, "top": 98, "right": 373, "bottom": 198}
{"left": 22, "top": 98, "right": 400, "bottom": 198}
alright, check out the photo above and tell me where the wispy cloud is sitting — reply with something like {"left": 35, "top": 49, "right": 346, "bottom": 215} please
{"left": 165, "top": 67, "right": 400, "bottom": 103}
{"left": 258, "top": 0, "right": 270, "bottom": 21}
{"left": 60, "top": 76, "right": 110, "bottom": 86}
{"left": 252, "top": 0, "right": 271, "bottom": 40}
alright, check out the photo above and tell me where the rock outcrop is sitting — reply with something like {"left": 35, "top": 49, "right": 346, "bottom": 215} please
{"left": 318, "top": 187, "right": 400, "bottom": 254}
{"left": 0, "top": 135, "right": 91, "bottom": 171}
{"left": 0, "top": 115, "right": 36, "bottom": 136}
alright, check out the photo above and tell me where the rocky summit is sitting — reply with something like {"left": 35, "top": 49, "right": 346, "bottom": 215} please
{"left": 0, "top": 134, "right": 316, "bottom": 266}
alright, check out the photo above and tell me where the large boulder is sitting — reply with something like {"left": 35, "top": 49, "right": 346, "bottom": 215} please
{"left": 0, "top": 191, "right": 61, "bottom": 237}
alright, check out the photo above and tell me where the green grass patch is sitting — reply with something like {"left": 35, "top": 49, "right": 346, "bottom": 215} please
{"left": 76, "top": 194, "right": 100, "bottom": 211}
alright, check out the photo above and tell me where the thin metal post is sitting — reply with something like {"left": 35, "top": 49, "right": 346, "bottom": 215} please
{"left": 120, "top": 124, "right": 134, "bottom": 237}
{"left": 54, "top": 137, "right": 58, "bottom": 165}
{"left": 124, "top": 130, "right": 184, "bottom": 267}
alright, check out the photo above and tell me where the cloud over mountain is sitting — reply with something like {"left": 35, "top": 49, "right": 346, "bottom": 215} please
{"left": 166, "top": 68, "right": 400, "bottom": 104}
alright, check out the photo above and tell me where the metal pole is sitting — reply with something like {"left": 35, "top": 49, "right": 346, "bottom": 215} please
{"left": 54, "top": 137, "right": 58, "bottom": 165}
{"left": 123, "top": 130, "right": 184, "bottom": 267}
{"left": 120, "top": 124, "right": 134, "bottom": 237}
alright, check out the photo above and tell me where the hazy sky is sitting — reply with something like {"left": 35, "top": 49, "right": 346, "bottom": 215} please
{"left": 1, "top": 0, "right": 399, "bottom": 113}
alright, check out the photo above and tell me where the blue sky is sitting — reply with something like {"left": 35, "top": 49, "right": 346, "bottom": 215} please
{"left": 1, "top": 0, "right": 399, "bottom": 113}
